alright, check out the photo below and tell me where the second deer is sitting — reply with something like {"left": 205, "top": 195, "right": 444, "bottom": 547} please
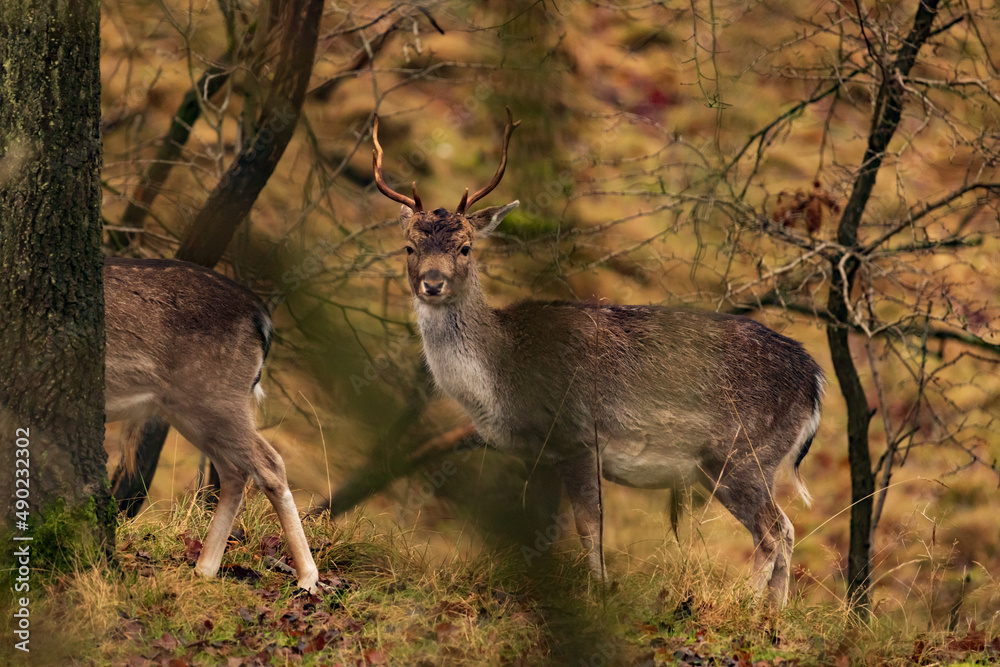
{"left": 105, "top": 257, "right": 319, "bottom": 592}
{"left": 372, "top": 109, "right": 823, "bottom": 606}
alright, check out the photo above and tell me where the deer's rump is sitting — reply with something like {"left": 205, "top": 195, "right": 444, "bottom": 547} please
{"left": 103, "top": 257, "right": 273, "bottom": 470}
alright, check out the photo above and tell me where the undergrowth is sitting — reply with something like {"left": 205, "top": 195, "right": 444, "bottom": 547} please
{"left": 10, "top": 491, "right": 999, "bottom": 667}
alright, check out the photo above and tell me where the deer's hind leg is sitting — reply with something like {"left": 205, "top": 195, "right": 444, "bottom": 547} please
{"left": 170, "top": 406, "right": 319, "bottom": 593}
{"left": 194, "top": 462, "right": 248, "bottom": 579}
{"left": 247, "top": 432, "right": 319, "bottom": 593}
{"left": 709, "top": 472, "right": 793, "bottom": 607}
{"left": 166, "top": 410, "right": 252, "bottom": 580}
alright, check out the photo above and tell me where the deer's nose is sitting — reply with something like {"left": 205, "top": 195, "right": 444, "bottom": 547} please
{"left": 421, "top": 270, "right": 447, "bottom": 296}
{"left": 422, "top": 279, "right": 445, "bottom": 296}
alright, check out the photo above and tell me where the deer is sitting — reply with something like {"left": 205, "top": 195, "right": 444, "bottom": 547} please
{"left": 104, "top": 257, "right": 319, "bottom": 593}
{"left": 371, "top": 109, "right": 824, "bottom": 606}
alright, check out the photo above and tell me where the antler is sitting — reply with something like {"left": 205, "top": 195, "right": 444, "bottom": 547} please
{"left": 456, "top": 106, "right": 521, "bottom": 214}
{"left": 372, "top": 114, "right": 423, "bottom": 212}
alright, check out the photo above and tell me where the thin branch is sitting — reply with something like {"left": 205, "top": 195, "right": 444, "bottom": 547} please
{"left": 724, "top": 68, "right": 865, "bottom": 182}
{"left": 115, "top": 52, "right": 235, "bottom": 247}
{"left": 863, "top": 183, "right": 1000, "bottom": 252}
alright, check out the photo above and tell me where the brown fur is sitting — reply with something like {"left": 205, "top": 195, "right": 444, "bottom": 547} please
{"left": 395, "top": 202, "right": 823, "bottom": 606}
{"left": 104, "top": 257, "right": 318, "bottom": 592}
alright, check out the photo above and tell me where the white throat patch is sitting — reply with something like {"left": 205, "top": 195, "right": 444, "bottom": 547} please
{"left": 414, "top": 299, "right": 498, "bottom": 425}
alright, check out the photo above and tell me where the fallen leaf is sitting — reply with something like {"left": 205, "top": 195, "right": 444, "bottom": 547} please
{"left": 435, "top": 622, "right": 459, "bottom": 642}
{"left": 265, "top": 554, "right": 295, "bottom": 576}
{"left": 220, "top": 563, "right": 261, "bottom": 584}
{"left": 631, "top": 651, "right": 655, "bottom": 667}
{"left": 946, "top": 624, "right": 986, "bottom": 652}
{"left": 261, "top": 534, "right": 283, "bottom": 557}
{"left": 364, "top": 649, "right": 387, "bottom": 665}
{"left": 238, "top": 607, "right": 256, "bottom": 624}
{"left": 151, "top": 633, "right": 179, "bottom": 651}
{"left": 181, "top": 534, "right": 202, "bottom": 563}
{"left": 117, "top": 617, "right": 143, "bottom": 639}
{"left": 431, "top": 600, "right": 473, "bottom": 619}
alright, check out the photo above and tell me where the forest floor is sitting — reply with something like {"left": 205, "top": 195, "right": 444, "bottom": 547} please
{"left": 16, "top": 494, "right": 1000, "bottom": 667}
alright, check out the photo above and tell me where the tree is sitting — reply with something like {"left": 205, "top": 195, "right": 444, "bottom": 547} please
{"left": 823, "top": 0, "right": 943, "bottom": 611}
{"left": 716, "top": 0, "right": 999, "bottom": 613}
{"left": 0, "top": 0, "right": 111, "bottom": 575}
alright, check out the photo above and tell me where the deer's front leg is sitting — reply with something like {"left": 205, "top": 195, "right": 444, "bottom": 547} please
{"left": 556, "top": 455, "right": 606, "bottom": 580}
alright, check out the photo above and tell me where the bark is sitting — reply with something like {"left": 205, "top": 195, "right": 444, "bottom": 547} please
{"left": 0, "top": 0, "right": 112, "bottom": 572}
{"left": 826, "top": 0, "right": 940, "bottom": 613}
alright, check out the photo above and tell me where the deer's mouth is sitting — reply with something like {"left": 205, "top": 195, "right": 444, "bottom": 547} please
{"left": 416, "top": 290, "right": 451, "bottom": 305}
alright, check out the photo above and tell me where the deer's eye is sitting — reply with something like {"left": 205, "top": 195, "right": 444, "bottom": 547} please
{"left": 460, "top": 245, "right": 471, "bottom": 256}
{"left": 405, "top": 246, "right": 415, "bottom": 255}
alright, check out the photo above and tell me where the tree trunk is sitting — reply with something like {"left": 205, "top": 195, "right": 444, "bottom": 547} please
{"left": 826, "top": 282, "right": 875, "bottom": 611}
{"left": 0, "top": 0, "right": 112, "bottom": 578}
{"left": 826, "top": 0, "right": 940, "bottom": 614}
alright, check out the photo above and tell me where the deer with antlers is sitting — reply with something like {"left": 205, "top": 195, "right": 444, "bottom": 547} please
{"left": 372, "top": 109, "right": 823, "bottom": 606}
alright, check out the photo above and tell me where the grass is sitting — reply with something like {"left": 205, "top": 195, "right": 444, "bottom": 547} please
{"left": 9, "top": 490, "right": 998, "bottom": 667}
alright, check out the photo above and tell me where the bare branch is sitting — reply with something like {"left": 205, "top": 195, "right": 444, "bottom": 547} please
{"left": 863, "top": 183, "right": 1000, "bottom": 252}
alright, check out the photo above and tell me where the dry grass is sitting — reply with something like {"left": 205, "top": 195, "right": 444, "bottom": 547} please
{"left": 16, "top": 489, "right": 996, "bottom": 666}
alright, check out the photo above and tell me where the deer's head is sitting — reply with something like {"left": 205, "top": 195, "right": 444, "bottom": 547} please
{"left": 373, "top": 109, "right": 520, "bottom": 305}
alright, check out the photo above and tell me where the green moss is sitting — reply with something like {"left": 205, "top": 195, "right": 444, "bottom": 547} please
{"left": 498, "top": 209, "right": 561, "bottom": 239}
{"left": 30, "top": 495, "right": 112, "bottom": 573}
{"left": 102, "top": 476, "right": 119, "bottom": 529}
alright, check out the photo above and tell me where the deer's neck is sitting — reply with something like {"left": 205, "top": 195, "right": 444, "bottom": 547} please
{"left": 414, "top": 274, "right": 502, "bottom": 421}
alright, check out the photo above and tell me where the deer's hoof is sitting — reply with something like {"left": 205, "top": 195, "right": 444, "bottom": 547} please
{"left": 297, "top": 568, "right": 320, "bottom": 594}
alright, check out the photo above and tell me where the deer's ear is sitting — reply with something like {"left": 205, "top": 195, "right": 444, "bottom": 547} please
{"left": 468, "top": 201, "right": 519, "bottom": 237}
{"left": 399, "top": 204, "right": 414, "bottom": 230}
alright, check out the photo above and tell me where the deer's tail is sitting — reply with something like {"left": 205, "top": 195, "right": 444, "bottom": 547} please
{"left": 789, "top": 373, "right": 824, "bottom": 507}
